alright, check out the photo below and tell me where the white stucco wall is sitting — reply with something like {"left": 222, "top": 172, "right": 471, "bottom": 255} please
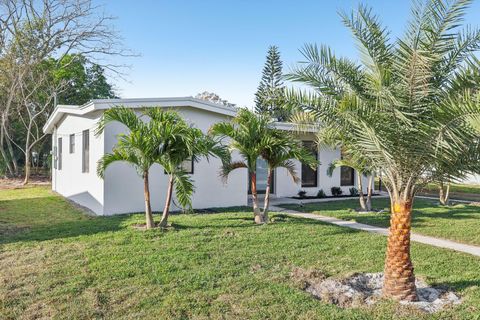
{"left": 51, "top": 111, "right": 105, "bottom": 214}
{"left": 50, "top": 101, "right": 374, "bottom": 216}
{"left": 102, "top": 106, "right": 247, "bottom": 215}
{"left": 274, "top": 138, "right": 372, "bottom": 198}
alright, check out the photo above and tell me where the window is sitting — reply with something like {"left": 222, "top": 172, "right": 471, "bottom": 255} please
{"left": 301, "top": 141, "right": 318, "bottom": 187}
{"left": 181, "top": 157, "right": 194, "bottom": 174}
{"left": 69, "top": 134, "right": 75, "bottom": 153}
{"left": 82, "top": 130, "right": 89, "bottom": 173}
{"left": 57, "top": 138, "right": 62, "bottom": 170}
{"left": 53, "top": 146, "right": 57, "bottom": 169}
{"left": 248, "top": 157, "right": 274, "bottom": 194}
{"left": 340, "top": 150, "right": 355, "bottom": 186}
{"left": 164, "top": 157, "right": 194, "bottom": 174}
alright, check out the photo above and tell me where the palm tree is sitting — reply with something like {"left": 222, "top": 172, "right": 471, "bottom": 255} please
{"left": 286, "top": 0, "right": 480, "bottom": 301}
{"left": 96, "top": 107, "right": 159, "bottom": 229}
{"left": 210, "top": 108, "right": 272, "bottom": 224}
{"left": 260, "top": 129, "right": 318, "bottom": 219}
{"left": 327, "top": 154, "right": 374, "bottom": 211}
{"left": 145, "top": 109, "right": 229, "bottom": 228}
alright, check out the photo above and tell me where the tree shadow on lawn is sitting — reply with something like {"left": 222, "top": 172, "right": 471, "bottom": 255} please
{"left": 2, "top": 197, "right": 355, "bottom": 244}
{"left": 171, "top": 213, "right": 363, "bottom": 235}
{"left": 0, "top": 214, "right": 131, "bottom": 245}
{"left": 436, "top": 279, "right": 480, "bottom": 291}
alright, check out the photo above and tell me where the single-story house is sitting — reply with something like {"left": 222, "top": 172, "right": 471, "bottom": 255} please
{"left": 43, "top": 97, "right": 373, "bottom": 215}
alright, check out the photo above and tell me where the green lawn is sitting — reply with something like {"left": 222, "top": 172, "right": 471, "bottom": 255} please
{"left": 280, "top": 197, "right": 480, "bottom": 246}
{"left": 1, "top": 186, "right": 480, "bottom": 319}
{"left": 376, "top": 180, "right": 480, "bottom": 201}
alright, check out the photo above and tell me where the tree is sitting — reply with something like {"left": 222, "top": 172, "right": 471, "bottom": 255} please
{"left": 0, "top": 0, "right": 126, "bottom": 183}
{"left": 54, "top": 55, "right": 117, "bottom": 106}
{"left": 255, "top": 46, "right": 289, "bottom": 120}
{"left": 210, "top": 108, "right": 273, "bottom": 223}
{"left": 195, "top": 91, "right": 236, "bottom": 109}
{"left": 145, "top": 109, "right": 228, "bottom": 228}
{"left": 286, "top": 0, "right": 480, "bottom": 301}
{"left": 260, "top": 129, "right": 318, "bottom": 219}
{"left": 327, "top": 155, "right": 374, "bottom": 211}
{"left": 96, "top": 107, "right": 160, "bottom": 229}
{"left": 210, "top": 108, "right": 317, "bottom": 224}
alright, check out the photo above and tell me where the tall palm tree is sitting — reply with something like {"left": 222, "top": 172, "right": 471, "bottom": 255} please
{"left": 286, "top": 0, "right": 480, "bottom": 301}
{"left": 210, "top": 108, "right": 272, "bottom": 224}
{"left": 96, "top": 107, "right": 159, "bottom": 229}
{"left": 260, "top": 129, "right": 318, "bottom": 219}
{"left": 145, "top": 109, "right": 229, "bottom": 228}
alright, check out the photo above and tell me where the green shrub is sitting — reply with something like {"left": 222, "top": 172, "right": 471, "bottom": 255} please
{"left": 349, "top": 187, "right": 359, "bottom": 196}
{"left": 331, "top": 187, "right": 343, "bottom": 197}
{"left": 317, "top": 189, "right": 326, "bottom": 198}
{"left": 297, "top": 190, "right": 307, "bottom": 198}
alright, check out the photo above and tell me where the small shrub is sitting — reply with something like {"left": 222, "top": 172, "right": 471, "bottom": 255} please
{"left": 298, "top": 190, "right": 307, "bottom": 198}
{"left": 349, "top": 187, "right": 359, "bottom": 196}
{"left": 331, "top": 187, "right": 343, "bottom": 197}
{"left": 317, "top": 189, "right": 326, "bottom": 198}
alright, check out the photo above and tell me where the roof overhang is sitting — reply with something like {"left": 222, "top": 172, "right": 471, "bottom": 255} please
{"left": 43, "top": 97, "right": 238, "bottom": 134}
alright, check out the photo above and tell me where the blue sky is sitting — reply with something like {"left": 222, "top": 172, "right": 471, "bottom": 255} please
{"left": 101, "top": 0, "right": 480, "bottom": 108}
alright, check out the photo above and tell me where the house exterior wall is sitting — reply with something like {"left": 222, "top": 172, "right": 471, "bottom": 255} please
{"left": 51, "top": 111, "right": 105, "bottom": 214}
{"left": 102, "top": 106, "right": 247, "bottom": 215}
{"left": 274, "top": 134, "right": 372, "bottom": 198}
{"left": 50, "top": 101, "right": 373, "bottom": 216}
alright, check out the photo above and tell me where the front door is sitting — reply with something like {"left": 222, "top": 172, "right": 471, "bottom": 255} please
{"left": 248, "top": 158, "right": 274, "bottom": 194}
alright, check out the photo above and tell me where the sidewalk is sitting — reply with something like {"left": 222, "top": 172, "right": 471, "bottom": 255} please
{"left": 271, "top": 205, "right": 480, "bottom": 258}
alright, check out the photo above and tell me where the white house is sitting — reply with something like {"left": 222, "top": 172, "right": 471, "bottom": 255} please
{"left": 43, "top": 97, "right": 372, "bottom": 215}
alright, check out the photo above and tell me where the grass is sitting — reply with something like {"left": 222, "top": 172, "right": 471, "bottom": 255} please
{"left": 376, "top": 179, "right": 480, "bottom": 201}
{"left": 422, "top": 183, "right": 480, "bottom": 195}
{"left": 1, "top": 186, "right": 480, "bottom": 319}
{"left": 280, "top": 197, "right": 480, "bottom": 246}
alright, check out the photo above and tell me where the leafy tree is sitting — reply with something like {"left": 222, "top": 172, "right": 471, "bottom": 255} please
{"left": 286, "top": 0, "right": 480, "bottom": 301}
{"left": 195, "top": 91, "right": 236, "bottom": 108}
{"left": 146, "top": 109, "right": 228, "bottom": 228}
{"left": 96, "top": 107, "right": 160, "bottom": 229}
{"left": 210, "top": 108, "right": 317, "bottom": 223}
{"left": 210, "top": 108, "right": 272, "bottom": 223}
{"left": 54, "top": 55, "right": 117, "bottom": 106}
{"left": 255, "top": 46, "right": 289, "bottom": 120}
{"left": 0, "top": 0, "right": 124, "bottom": 183}
{"left": 260, "top": 129, "right": 318, "bottom": 218}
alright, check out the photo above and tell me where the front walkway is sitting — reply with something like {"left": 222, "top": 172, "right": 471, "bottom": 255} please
{"left": 270, "top": 204, "right": 480, "bottom": 258}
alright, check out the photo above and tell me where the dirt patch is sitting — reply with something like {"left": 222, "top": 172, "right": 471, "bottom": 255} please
{"left": 291, "top": 268, "right": 461, "bottom": 313}
{"left": 0, "top": 178, "right": 50, "bottom": 190}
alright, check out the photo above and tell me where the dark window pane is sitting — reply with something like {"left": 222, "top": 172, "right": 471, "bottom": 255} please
{"left": 82, "top": 130, "right": 89, "bottom": 173}
{"left": 69, "top": 134, "right": 75, "bottom": 153}
{"left": 301, "top": 141, "right": 318, "bottom": 187}
{"left": 57, "top": 138, "right": 62, "bottom": 170}
{"left": 340, "top": 149, "right": 354, "bottom": 186}
{"left": 340, "top": 166, "right": 355, "bottom": 186}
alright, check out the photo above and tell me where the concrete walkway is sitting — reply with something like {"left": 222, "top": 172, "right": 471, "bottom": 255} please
{"left": 270, "top": 205, "right": 480, "bottom": 258}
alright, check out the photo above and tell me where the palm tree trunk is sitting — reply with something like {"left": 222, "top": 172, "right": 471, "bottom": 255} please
{"left": 160, "top": 175, "right": 174, "bottom": 228}
{"left": 143, "top": 172, "right": 155, "bottom": 229}
{"left": 262, "top": 168, "right": 273, "bottom": 223}
{"left": 251, "top": 172, "right": 264, "bottom": 224}
{"left": 357, "top": 171, "right": 367, "bottom": 211}
{"left": 383, "top": 197, "right": 417, "bottom": 301}
{"left": 366, "top": 175, "right": 373, "bottom": 211}
{"left": 439, "top": 181, "right": 450, "bottom": 205}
